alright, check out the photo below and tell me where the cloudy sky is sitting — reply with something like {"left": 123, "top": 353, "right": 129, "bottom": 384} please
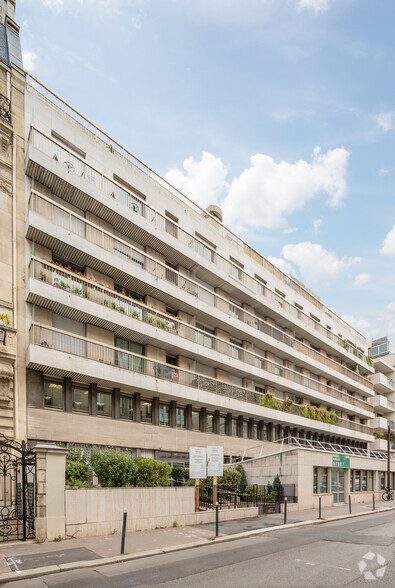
{"left": 19, "top": 0, "right": 395, "bottom": 344}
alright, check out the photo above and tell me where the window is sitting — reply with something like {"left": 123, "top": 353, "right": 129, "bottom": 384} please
{"left": 354, "top": 470, "right": 361, "bottom": 492}
{"left": 379, "top": 471, "right": 386, "bottom": 490}
{"left": 252, "top": 423, "right": 258, "bottom": 440}
{"left": 97, "top": 391, "right": 112, "bottom": 417}
{"left": 43, "top": 381, "right": 63, "bottom": 410}
{"left": 194, "top": 232, "right": 215, "bottom": 262}
{"left": 232, "top": 418, "right": 238, "bottom": 436}
{"left": 141, "top": 400, "right": 152, "bottom": 423}
{"left": 195, "top": 323, "right": 214, "bottom": 349}
{"left": 230, "top": 338, "right": 242, "bottom": 360}
{"left": 192, "top": 410, "right": 200, "bottom": 431}
{"left": 159, "top": 404, "right": 170, "bottom": 426}
{"left": 72, "top": 386, "right": 89, "bottom": 413}
{"left": 120, "top": 395, "right": 133, "bottom": 420}
{"left": 263, "top": 424, "right": 268, "bottom": 441}
{"left": 362, "top": 471, "right": 367, "bottom": 492}
{"left": 165, "top": 211, "right": 178, "bottom": 238}
{"left": 206, "top": 413, "right": 214, "bottom": 433}
{"left": 219, "top": 415, "right": 226, "bottom": 435}
{"left": 243, "top": 421, "right": 249, "bottom": 438}
{"left": 176, "top": 407, "right": 186, "bottom": 428}
{"left": 115, "top": 338, "right": 143, "bottom": 372}
{"left": 314, "top": 467, "right": 328, "bottom": 494}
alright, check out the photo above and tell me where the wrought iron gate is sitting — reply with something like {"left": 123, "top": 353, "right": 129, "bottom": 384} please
{"left": 0, "top": 434, "right": 36, "bottom": 541}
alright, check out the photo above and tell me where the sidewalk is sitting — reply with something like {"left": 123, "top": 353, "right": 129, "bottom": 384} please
{"left": 0, "top": 502, "right": 393, "bottom": 582}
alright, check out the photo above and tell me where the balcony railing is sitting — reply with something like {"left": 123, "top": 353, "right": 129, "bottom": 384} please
{"left": 29, "top": 256, "right": 373, "bottom": 414}
{"left": 28, "top": 190, "right": 373, "bottom": 392}
{"left": 29, "top": 323, "right": 372, "bottom": 436}
{"left": 28, "top": 125, "right": 368, "bottom": 365}
{"left": 26, "top": 72, "right": 367, "bottom": 349}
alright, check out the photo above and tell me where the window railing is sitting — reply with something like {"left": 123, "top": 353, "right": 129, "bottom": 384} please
{"left": 28, "top": 124, "right": 368, "bottom": 364}
{"left": 28, "top": 190, "right": 373, "bottom": 392}
{"left": 29, "top": 256, "right": 374, "bottom": 415}
{"left": 29, "top": 322, "right": 373, "bottom": 436}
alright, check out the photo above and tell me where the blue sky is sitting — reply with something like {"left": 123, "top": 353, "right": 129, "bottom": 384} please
{"left": 19, "top": 0, "right": 395, "bottom": 344}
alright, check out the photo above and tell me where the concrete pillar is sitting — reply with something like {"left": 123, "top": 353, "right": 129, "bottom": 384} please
{"left": 200, "top": 407, "right": 207, "bottom": 432}
{"left": 170, "top": 400, "right": 176, "bottom": 428}
{"left": 113, "top": 388, "right": 120, "bottom": 420}
{"left": 34, "top": 443, "right": 67, "bottom": 542}
{"left": 237, "top": 415, "right": 243, "bottom": 437}
{"left": 134, "top": 392, "right": 141, "bottom": 422}
{"left": 152, "top": 397, "right": 159, "bottom": 425}
{"left": 214, "top": 410, "right": 220, "bottom": 434}
{"left": 90, "top": 382, "right": 97, "bottom": 417}
{"left": 226, "top": 413, "right": 232, "bottom": 436}
{"left": 64, "top": 377, "right": 72, "bottom": 412}
{"left": 186, "top": 404, "right": 192, "bottom": 429}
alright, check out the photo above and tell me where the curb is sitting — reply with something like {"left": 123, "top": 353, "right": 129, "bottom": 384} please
{"left": 1, "top": 506, "right": 394, "bottom": 584}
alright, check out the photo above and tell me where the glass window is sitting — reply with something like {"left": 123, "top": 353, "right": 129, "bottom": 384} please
{"left": 120, "top": 395, "right": 133, "bottom": 420}
{"left": 252, "top": 423, "right": 258, "bottom": 440}
{"left": 362, "top": 471, "right": 367, "bottom": 492}
{"left": 379, "top": 471, "right": 386, "bottom": 490}
{"left": 115, "top": 337, "right": 143, "bottom": 372}
{"left": 350, "top": 470, "right": 354, "bottom": 492}
{"left": 319, "top": 468, "right": 328, "bottom": 493}
{"left": 192, "top": 410, "right": 200, "bottom": 431}
{"left": 354, "top": 470, "right": 361, "bottom": 492}
{"left": 206, "top": 413, "right": 214, "bottom": 433}
{"left": 159, "top": 404, "right": 170, "bottom": 426}
{"left": 43, "top": 381, "right": 63, "bottom": 410}
{"left": 243, "top": 421, "right": 249, "bottom": 438}
{"left": 97, "top": 391, "right": 112, "bottom": 417}
{"left": 141, "top": 400, "right": 152, "bottom": 423}
{"left": 263, "top": 424, "right": 268, "bottom": 441}
{"left": 72, "top": 386, "right": 89, "bottom": 413}
{"left": 176, "top": 407, "right": 186, "bottom": 428}
{"left": 367, "top": 470, "right": 373, "bottom": 491}
{"left": 313, "top": 466, "right": 318, "bottom": 494}
{"left": 232, "top": 418, "right": 238, "bottom": 436}
{"left": 219, "top": 416, "right": 226, "bottom": 435}
{"left": 195, "top": 323, "right": 214, "bottom": 349}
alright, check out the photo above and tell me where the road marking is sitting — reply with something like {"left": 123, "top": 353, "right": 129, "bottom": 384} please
{"left": 7, "top": 558, "right": 22, "bottom": 574}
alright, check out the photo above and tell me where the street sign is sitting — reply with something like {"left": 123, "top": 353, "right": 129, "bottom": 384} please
{"left": 189, "top": 446, "right": 207, "bottom": 479}
{"left": 332, "top": 453, "right": 350, "bottom": 468}
{"left": 207, "top": 446, "right": 223, "bottom": 477}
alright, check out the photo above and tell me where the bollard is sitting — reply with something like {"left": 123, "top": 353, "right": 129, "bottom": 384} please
{"left": 215, "top": 502, "right": 219, "bottom": 537}
{"left": 348, "top": 495, "right": 352, "bottom": 515}
{"left": 373, "top": 493, "right": 375, "bottom": 511}
{"left": 284, "top": 497, "right": 287, "bottom": 525}
{"left": 120, "top": 509, "right": 127, "bottom": 554}
{"left": 318, "top": 496, "right": 322, "bottom": 519}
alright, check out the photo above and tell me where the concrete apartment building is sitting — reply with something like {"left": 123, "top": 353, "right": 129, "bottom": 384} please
{"left": 368, "top": 337, "right": 395, "bottom": 452}
{"left": 0, "top": 0, "right": 394, "bottom": 511}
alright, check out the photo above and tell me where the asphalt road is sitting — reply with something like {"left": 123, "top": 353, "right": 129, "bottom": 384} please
{"left": 7, "top": 511, "right": 395, "bottom": 588}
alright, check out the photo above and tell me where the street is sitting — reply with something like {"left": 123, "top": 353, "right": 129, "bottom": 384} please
{"left": 5, "top": 510, "right": 394, "bottom": 587}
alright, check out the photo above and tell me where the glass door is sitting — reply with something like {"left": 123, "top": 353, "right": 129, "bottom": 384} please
{"left": 331, "top": 469, "right": 345, "bottom": 503}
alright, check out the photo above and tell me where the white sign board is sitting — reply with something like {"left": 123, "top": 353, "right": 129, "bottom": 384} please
{"left": 189, "top": 446, "right": 207, "bottom": 479}
{"left": 207, "top": 446, "right": 224, "bottom": 477}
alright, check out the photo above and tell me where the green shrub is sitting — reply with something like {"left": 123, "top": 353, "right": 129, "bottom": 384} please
{"left": 200, "top": 468, "right": 241, "bottom": 492}
{"left": 374, "top": 429, "right": 384, "bottom": 439}
{"left": 90, "top": 449, "right": 137, "bottom": 487}
{"left": 66, "top": 460, "right": 92, "bottom": 487}
{"left": 235, "top": 464, "right": 248, "bottom": 493}
{"left": 133, "top": 457, "right": 171, "bottom": 487}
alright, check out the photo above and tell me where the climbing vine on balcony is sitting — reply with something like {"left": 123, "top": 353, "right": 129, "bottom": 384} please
{"left": 260, "top": 392, "right": 338, "bottom": 425}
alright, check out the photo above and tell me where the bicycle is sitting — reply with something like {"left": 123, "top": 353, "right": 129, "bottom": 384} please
{"left": 382, "top": 487, "right": 394, "bottom": 501}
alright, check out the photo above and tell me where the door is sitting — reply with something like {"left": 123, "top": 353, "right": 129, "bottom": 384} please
{"left": 331, "top": 469, "right": 345, "bottom": 503}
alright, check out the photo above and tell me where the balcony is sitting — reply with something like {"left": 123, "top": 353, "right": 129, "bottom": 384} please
{"left": 26, "top": 124, "right": 371, "bottom": 370}
{"left": 28, "top": 257, "right": 375, "bottom": 418}
{"left": 28, "top": 323, "right": 373, "bottom": 440}
{"left": 27, "top": 190, "right": 374, "bottom": 394}
{"left": 370, "top": 372, "right": 395, "bottom": 395}
{"left": 370, "top": 395, "right": 395, "bottom": 414}
{"left": 368, "top": 417, "right": 388, "bottom": 431}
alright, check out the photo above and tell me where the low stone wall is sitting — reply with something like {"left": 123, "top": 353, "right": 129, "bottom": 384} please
{"left": 65, "top": 487, "right": 258, "bottom": 538}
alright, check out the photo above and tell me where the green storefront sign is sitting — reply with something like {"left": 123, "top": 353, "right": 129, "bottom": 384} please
{"left": 332, "top": 454, "right": 350, "bottom": 468}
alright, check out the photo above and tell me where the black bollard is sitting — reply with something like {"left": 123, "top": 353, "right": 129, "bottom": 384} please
{"left": 284, "top": 497, "right": 287, "bottom": 525}
{"left": 348, "top": 495, "right": 352, "bottom": 515}
{"left": 319, "top": 496, "right": 322, "bottom": 519}
{"left": 120, "top": 509, "right": 128, "bottom": 554}
{"left": 215, "top": 502, "right": 219, "bottom": 537}
{"left": 373, "top": 493, "right": 375, "bottom": 511}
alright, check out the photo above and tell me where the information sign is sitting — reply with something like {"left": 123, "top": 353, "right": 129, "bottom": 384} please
{"left": 332, "top": 454, "right": 350, "bottom": 468}
{"left": 189, "top": 446, "right": 207, "bottom": 479}
{"left": 207, "top": 446, "right": 224, "bottom": 477}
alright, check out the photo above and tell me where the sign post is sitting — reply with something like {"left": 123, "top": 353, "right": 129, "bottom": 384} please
{"left": 189, "top": 447, "right": 207, "bottom": 512}
{"left": 207, "top": 446, "right": 224, "bottom": 510}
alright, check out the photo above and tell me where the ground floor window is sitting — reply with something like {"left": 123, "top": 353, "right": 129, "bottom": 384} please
{"left": 43, "top": 380, "right": 63, "bottom": 410}
{"left": 219, "top": 415, "right": 226, "bottom": 435}
{"left": 379, "top": 471, "right": 386, "bottom": 490}
{"left": 141, "top": 400, "right": 152, "bottom": 423}
{"left": 313, "top": 466, "right": 328, "bottom": 493}
{"left": 72, "top": 385, "right": 89, "bottom": 413}
{"left": 120, "top": 395, "right": 133, "bottom": 420}
{"left": 176, "top": 407, "right": 186, "bottom": 428}
{"left": 97, "top": 391, "right": 112, "bottom": 417}
{"left": 206, "top": 413, "right": 214, "bottom": 433}
{"left": 159, "top": 403, "right": 170, "bottom": 426}
{"left": 191, "top": 410, "right": 199, "bottom": 431}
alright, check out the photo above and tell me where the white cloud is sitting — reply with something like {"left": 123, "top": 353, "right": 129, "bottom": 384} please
{"left": 222, "top": 147, "right": 349, "bottom": 230}
{"left": 165, "top": 152, "right": 229, "bottom": 209}
{"left": 283, "top": 227, "right": 298, "bottom": 234}
{"left": 267, "top": 256, "right": 296, "bottom": 276}
{"left": 387, "top": 301, "right": 395, "bottom": 312}
{"left": 375, "top": 112, "right": 395, "bottom": 133}
{"left": 380, "top": 225, "right": 395, "bottom": 255}
{"left": 312, "top": 218, "right": 322, "bottom": 233}
{"left": 297, "top": 0, "right": 336, "bottom": 14}
{"left": 341, "top": 314, "right": 371, "bottom": 333}
{"left": 22, "top": 50, "right": 38, "bottom": 72}
{"left": 353, "top": 273, "right": 372, "bottom": 287}
{"left": 378, "top": 168, "right": 389, "bottom": 177}
{"left": 281, "top": 242, "right": 360, "bottom": 289}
